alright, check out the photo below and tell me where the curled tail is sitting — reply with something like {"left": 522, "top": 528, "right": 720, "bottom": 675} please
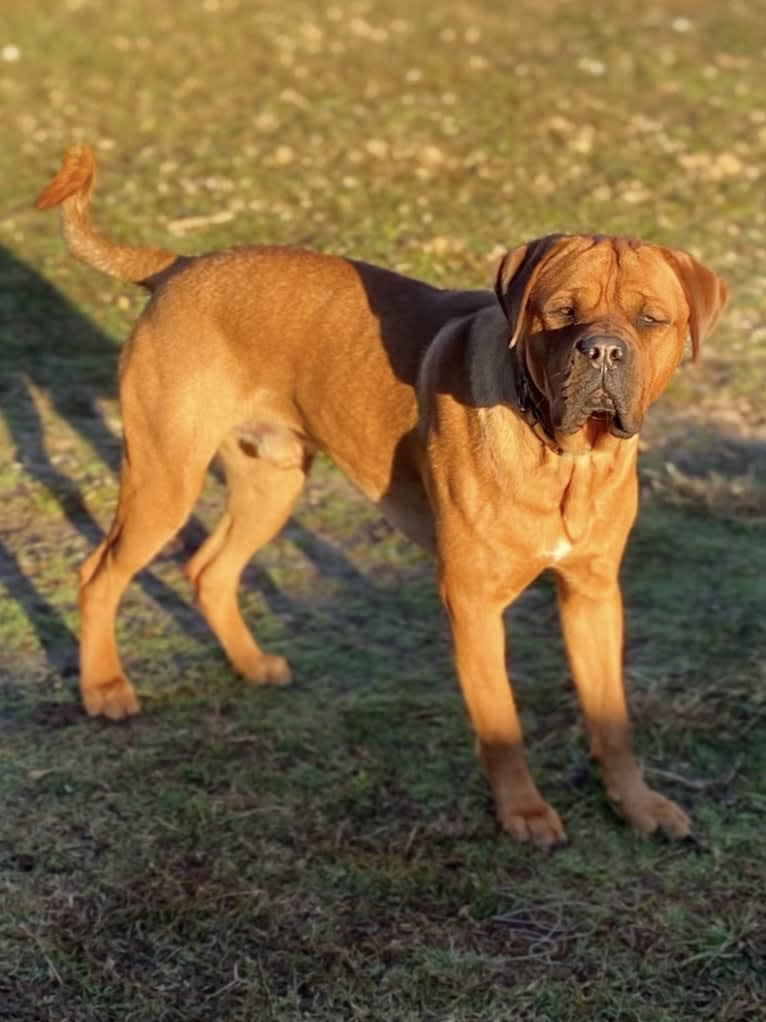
{"left": 36, "top": 144, "right": 180, "bottom": 289}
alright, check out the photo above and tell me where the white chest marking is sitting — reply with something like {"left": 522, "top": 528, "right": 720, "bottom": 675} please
{"left": 546, "top": 538, "right": 573, "bottom": 563}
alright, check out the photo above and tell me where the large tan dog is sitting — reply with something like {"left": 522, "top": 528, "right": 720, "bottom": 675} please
{"left": 37, "top": 145, "right": 727, "bottom": 847}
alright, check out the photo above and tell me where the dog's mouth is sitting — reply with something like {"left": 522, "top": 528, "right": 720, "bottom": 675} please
{"left": 558, "top": 387, "right": 636, "bottom": 439}
{"left": 584, "top": 388, "right": 616, "bottom": 417}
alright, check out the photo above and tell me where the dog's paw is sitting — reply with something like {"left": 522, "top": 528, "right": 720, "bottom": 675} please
{"left": 81, "top": 676, "right": 140, "bottom": 720}
{"left": 240, "top": 653, "right": 292, "bottom": 686}
{"left": 610, "top": 783, "right": 692, "bottom": 840}
{"left": 497, "top": 800, "right": 568, "bottom": 849}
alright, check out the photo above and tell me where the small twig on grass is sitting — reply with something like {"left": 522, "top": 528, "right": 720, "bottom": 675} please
{"left": 490, "top": 899, "right": 604, "bottom": 965}
{"left": 202, "top": 961, "right": 243, "bottom": 1003}
{"left": 18, "top": 925, "right": 63, "bottom": 986}
{"left": 166, "top": 209, "right": 236, "bottom": 235}
{"left": 680, "top": 935, "right": 743, "bottom": 974}
{"left": 403, "top": 823, "right": 420, "bottom": 856}
{"left": 645, "top": 757, "right": 743, "bottom": 792}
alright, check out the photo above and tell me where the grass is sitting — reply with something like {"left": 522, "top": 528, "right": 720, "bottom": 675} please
{"left": 1, "top": 1, "right": 765, "bottom": 1019}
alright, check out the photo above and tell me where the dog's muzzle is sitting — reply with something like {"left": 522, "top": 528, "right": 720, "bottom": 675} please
{"left": 558, "top": 333, "right": 639, "bottom": 437}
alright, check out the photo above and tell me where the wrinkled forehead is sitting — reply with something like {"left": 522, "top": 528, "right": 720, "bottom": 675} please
{"left": 534, "top": 236, "right": 686, "bottom": 309}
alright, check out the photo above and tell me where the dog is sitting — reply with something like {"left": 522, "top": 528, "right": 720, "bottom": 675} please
{"left": 36, "top": 144, "right": 728, "bottom": 847}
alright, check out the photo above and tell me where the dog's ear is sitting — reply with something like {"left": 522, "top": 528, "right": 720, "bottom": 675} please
{"left": 661, "top": 248, "right": 729, "bottom": 360}
{"left": 494, "top": 234, "right": 566, "bottom": 348}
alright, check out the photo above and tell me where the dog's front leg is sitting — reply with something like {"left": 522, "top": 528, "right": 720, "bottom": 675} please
{"left": 440, "top": 573, "right": 567, "bottom": 848}
{"left": 555, "top": 564, "right": 692, "bottom": 839}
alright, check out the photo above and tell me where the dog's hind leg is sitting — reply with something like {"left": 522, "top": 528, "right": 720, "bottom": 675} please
{"left": 79, "top": 446, "right": 214, "bottom": 719}
{"left": 78, "top": 335, "right": 229, "bottom": 719}
{"left": 186, "top": 433, "right": 311, "bottom": 684}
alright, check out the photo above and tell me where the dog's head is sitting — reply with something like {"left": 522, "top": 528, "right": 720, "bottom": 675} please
{"left": 494, "top": 234, "right": 728, "bottom": 453}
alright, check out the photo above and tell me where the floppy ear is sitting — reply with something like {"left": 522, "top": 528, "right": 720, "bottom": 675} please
{"left": 662, "top": 248, "right": 729, "bottom": 360}
{"left": 494, "top": 234, "right": 566, "bottom": 347}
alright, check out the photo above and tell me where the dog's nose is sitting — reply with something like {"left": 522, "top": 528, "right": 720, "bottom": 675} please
{"left": 576, "top": 335, "right": 627, "bottom": 369}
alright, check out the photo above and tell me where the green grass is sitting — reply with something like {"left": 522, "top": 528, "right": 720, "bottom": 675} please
{"left": 1, "top": 1, "right": 766, "bottom": 1019}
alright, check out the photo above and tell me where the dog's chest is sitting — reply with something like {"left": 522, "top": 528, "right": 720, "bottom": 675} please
{"left": 504, "top": 447, "right": 633, "bottom": 564}
{"left": 557, "top": 455, "right": 614, "bottom": 544}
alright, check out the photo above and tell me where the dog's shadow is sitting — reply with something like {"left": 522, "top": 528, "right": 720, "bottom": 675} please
{"left": 1, "top": 244, "right": 116, "bottom": 671}
{"left": 0, "top": 245, "right": 385, "bottom": 693}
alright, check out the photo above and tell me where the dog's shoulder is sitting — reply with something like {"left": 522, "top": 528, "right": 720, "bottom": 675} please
{"left": 417, "top": 303, "right": 508, "bottom": 419}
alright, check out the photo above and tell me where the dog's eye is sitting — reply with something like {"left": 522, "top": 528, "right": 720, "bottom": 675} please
{"left": 550, "top": 304, "right": 576, "bottom": 323}
{"left": 638, "top": 312, "right": 667, "bottom": 328}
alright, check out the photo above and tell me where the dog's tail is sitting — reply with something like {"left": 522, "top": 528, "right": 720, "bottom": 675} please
{"left": 35, "top": 144, "right": 180, "bottom": 290}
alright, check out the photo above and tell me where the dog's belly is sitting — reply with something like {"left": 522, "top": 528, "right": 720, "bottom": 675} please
{"left": 325, "top": 446, "right": 436, "bottom": 553}
{"left": 377, "top": 487, "right": 436, "bottom": 553}
{"left": 329, "top": 431, "right": 436, "bottom": 553}
{"left": 235, "top": 411, "right": 436, "bottom": 553}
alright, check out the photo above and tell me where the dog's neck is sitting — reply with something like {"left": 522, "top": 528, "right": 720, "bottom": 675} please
{"left": 507, "top": 344, "right": 563, "bottom": 455}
